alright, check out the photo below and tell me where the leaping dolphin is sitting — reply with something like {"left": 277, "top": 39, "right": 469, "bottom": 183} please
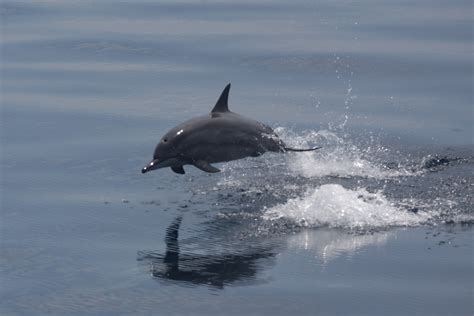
{"left": 141, "top": 84, "right": 319, "bottom": 175}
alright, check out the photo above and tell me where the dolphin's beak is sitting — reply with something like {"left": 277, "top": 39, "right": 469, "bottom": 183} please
{"left": 141, "top": 159, "right": 160, "bottom": 174}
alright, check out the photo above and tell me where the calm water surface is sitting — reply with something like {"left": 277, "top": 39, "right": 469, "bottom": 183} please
{"left": 1, "top": 1, "right": 473, "bottom": 315}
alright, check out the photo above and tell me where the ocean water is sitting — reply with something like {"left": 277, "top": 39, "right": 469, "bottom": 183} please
{"left": 1, "top": 1, "right": 473, "bottom": 315}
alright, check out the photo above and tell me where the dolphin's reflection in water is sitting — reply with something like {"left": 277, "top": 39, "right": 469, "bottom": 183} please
{"left": 137, "top": 216, "right": 277, "bottom": 289}
{"left": 138, "top": 215, "right": 394, "bottom": 288}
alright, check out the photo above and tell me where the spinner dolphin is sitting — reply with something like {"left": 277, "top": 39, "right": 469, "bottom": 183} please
{"left": 142, "top": 84, "right": 319, "bottom": 175}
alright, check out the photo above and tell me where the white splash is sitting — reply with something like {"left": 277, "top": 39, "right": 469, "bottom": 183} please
{"left": 263, "top": 184, "right": 430, "bottom": 229}
{"left": 275, "top": 128, "right": 413, "bottom": 179}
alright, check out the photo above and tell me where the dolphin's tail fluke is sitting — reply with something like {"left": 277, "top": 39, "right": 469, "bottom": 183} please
{"left": 284, "top": 146, "right": 321, "bottom": 152}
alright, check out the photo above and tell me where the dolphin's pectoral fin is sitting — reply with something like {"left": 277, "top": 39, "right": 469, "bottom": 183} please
{"left": 193, "top": 160, "right": 221, "bottom": 173}
{"left": 171, "top": 166, "right": 185, "bottom": 174}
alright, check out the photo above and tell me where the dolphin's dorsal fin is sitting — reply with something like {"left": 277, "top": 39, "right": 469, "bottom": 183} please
{"left": 211, "top": 83, "right": 231, "bottom": 113}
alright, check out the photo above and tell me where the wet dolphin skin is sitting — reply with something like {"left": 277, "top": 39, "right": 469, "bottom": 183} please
{"left": 142, "top": 84, "right": 319, "bottom": 175}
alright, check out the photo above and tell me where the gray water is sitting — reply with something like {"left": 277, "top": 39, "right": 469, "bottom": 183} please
{"left": 1, "top": 1, "right": 473, "bottom": 315}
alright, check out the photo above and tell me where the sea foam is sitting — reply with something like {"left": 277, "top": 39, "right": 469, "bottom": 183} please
{"left": 263, "top": 184, "right": 430, "bottom": 229}
{"left": 275, "top": 128, "right": 414, "bottom": 179}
